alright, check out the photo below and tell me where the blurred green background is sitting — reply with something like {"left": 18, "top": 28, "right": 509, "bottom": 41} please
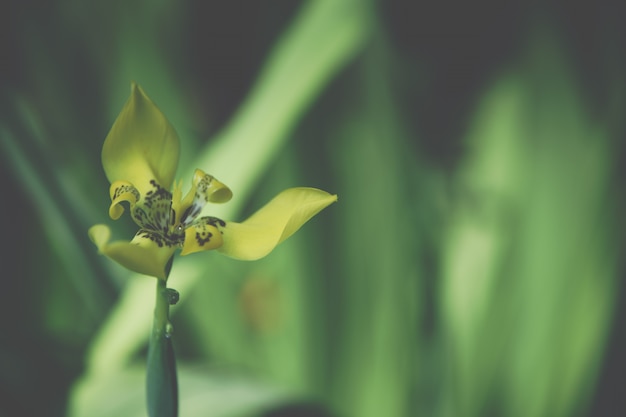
{"left": 1, "top": 1, "right": 625, "bottom": 416}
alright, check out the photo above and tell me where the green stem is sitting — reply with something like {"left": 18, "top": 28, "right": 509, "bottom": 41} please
{"left": 146, "top": 278, "right": 178, "bottom": 417}
{"left": 153, "top": 279, "right": 170, "bottom": 334}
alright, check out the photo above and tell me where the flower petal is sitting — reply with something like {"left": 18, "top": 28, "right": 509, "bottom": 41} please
{"left": 217, "top": 188, "right": 337, "bottom": 260}
{"left": 193, "top": 169, "right": 233, "bottom": 204}
{"left": 174, "top": 169, "right": 232, "bottom": 228}
{"left": 102, "top": 83, "right": 180, "bottom": 193}
{"left": 108, "top": 180, "right": 140, "bottom": 220}
{"left": 88, "top": 224, "right": 177, "bottom": 280}
{"left": 180, "top": 216, "right": 225, "bottom": 256}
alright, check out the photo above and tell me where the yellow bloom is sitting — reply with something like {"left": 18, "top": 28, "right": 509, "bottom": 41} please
{"left": 89, "top": 83, "right": 337, "bottom": 279}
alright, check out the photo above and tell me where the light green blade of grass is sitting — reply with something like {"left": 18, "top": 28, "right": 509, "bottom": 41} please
{"left": 502, "top": 34, "right": 620, "bottom": 417}
{"left": 438, "top": 71, "right": 531, "bottom": 417}
{"left": 327, "top": 34, "right": 421, "bottom": 417}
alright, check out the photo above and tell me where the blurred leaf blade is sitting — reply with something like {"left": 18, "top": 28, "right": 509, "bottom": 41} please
{"left": 326, "top": 30, "right": 421, "bottom": 417}
{"left": 439, "top": 29, "right": 621, "bottom": 417}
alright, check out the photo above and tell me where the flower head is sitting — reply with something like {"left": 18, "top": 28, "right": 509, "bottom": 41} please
{"left": 89, "top": 83, "right": 337, "bottom": 279}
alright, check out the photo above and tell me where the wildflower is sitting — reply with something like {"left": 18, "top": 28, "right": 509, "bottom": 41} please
{"left": 89, "top": 83, "right": 336, "bottom": 279}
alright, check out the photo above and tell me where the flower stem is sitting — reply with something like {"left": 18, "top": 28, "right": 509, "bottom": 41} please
{"left": 146, "top": 278, "right": 178, "bottom": 417}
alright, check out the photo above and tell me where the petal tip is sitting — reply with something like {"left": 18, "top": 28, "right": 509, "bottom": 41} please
{"left": 216, "top": 187, "right": 337, "bottom": 261}
{"left": 88, "top": 224, "right": 111, "bottom": 250}
{"left": 102, "top": 82, "right": 180, "bottom": 189}
{"left": 209, "top": 187, "right": 233, "bottom": 204}
{"left": 108, "top": 203, "right": 124, "bottom": 220}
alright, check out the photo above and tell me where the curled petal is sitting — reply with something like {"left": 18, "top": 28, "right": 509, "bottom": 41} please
{"left": 174, "top": 169, "right": 232, "bottom": 227}
{"left": 108, "top": 180, "right": 140, "bottom": 220}
{"left": 217, "top": 188, "right": 337, "bottom": 260}
{"left": 102, "top": 83, "right": 180, "bottom": 193}
{"left": 88, "top": 225, "right": 177, "bottom": 280}
{"left": 180, "top": 216, "right": 225, "bottom": 256}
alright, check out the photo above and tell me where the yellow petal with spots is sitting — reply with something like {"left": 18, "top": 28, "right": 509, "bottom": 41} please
{"left": 108, "top": 180, "right": 140, "bottom": 220}
{"left": 217, "top": 188, "right": 337, "bottom": 260}
{"left": 180, "top": 217, "right": 225, "bottom": 256}
{"left": 189, "top": 169, "right": 232, "bottom": 204}
{"left": 88, "top": 224, "right": 177, "bottom": 280}
{"left": 174, "top": 169, "right": 232, "bottom": 227}
{"left": 102, "top": 83, "right": 180, "bottom": 194}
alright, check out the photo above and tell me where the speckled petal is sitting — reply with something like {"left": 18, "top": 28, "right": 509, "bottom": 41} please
{"left": 108, "top": 180, "right": 140, "bottom": 220}
{"left": 180, "top": 216, "right": 225, "bottom": 256}
{"left": 88, "top": 224, "right": 177, "bottom": 280}
{"left": 174, "top": 169, "right": 232, "bottom": 228}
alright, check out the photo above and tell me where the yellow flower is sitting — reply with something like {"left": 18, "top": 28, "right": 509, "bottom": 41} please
{"left": 89, "top": 83, "right": 337, "bottom": 280}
